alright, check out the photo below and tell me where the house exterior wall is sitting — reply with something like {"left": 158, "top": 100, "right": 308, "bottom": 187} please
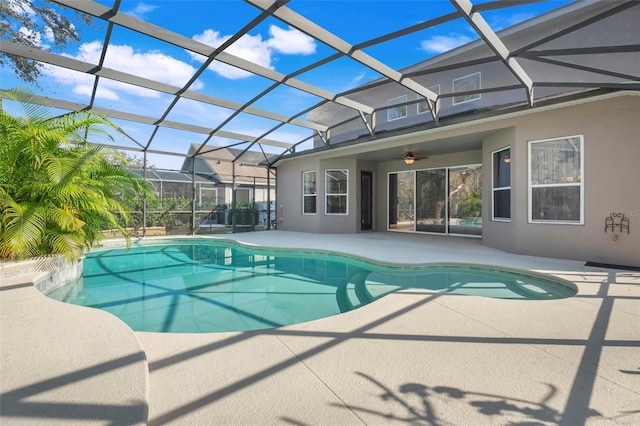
{"left": 483, "top": 94, "right": 639, "bottom": 267}
{"left": 309, "top": 3, "right": 640, "bottom": 150}
{"left": 276, "top": 157, "right": 361, "bottom": 233}
{"left": 481, "top": 128, "right": 516, "bottom": 250}
{"left": 277, "top": 93, "right": 639, "bottom": 267}
{"left": 275, "top": 2, "right": 640, "bottom": 266}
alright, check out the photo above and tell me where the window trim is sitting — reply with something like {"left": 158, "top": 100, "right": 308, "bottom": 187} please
{"left": 528, "top": 135, "right": 584, "bottom": 225}
{"left": 417, "top": 85, "right": 440, "bottom": 115}
{"left": 198, "top": 187, "right": 218, "bottom": 210}
{"left": 491, "top": 146, "right": 511, "bottom": 222}
{"left": 302, "top": 170, "right": 317, "bottom": 215}
{"left": 387, "top": 95, "right": 408, "bottom": 122}
{"left": 325, "top": 169, "right": 349, "bottom": 215}
{"left": 452, "top": 72, "right": 481, "bottom": 105}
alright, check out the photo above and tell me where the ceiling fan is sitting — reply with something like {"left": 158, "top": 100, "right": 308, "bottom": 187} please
{"left": 402, "top": 152, "right": 428, "bottom": 165}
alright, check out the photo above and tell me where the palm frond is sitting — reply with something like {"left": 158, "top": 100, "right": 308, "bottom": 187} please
{"left": 1, "top": 88, "right": 53, "bottom": 122}
{"left": 1, "top": 88, "right": 150, "bottom": 261}
{"left": 42, "top": 229, "right": 84, "bottom": 262}
{"left": 1, "top": 200, "right": 48, "bottom": 259}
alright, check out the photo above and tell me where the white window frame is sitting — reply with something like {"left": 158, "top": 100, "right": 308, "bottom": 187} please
{"left": 387, "top": 95, "right": 407, "bottom": 122}
{"left": 417, "top": 85, "right": 440, "bottom": 115}
{"left": 234, "top": 187, "right": 252, "bottom": 204}
{"left": 302, "top": 170, "right": 317, "bottom": 215}
{"left": 198, "top": 186, "right": 218, "bottom": 208}
{"left": 452, "top": 72, "right": 481, "bottom": 105}
{"left": 492, "top": 146, "right": 511, "bottom": 222}
{"left": 528, "top": 135, "right": 584, "bottom": 225}
{"left": 325, "top": 169, "right": 348, "bottom": 215}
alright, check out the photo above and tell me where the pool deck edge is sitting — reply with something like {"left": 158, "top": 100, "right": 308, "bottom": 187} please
{"left": 0, "top": 272, "right": 150, "bottom": 425}
{"left": 1, "top": 231, "right": 638, "bottom": 425}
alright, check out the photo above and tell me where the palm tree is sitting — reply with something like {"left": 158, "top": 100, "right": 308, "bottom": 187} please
{"left": 0, "top": 88, "right": 152, "bottom": 262}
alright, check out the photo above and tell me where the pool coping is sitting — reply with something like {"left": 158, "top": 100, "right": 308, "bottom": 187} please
{"left": 1, "top": 231, "right": 638, "bottom": 425}
{"left": 69, "top": 236, "right": 580, "bottom": 334}
{"left": 0, "top": 264, "right": 150, "bottom": 425}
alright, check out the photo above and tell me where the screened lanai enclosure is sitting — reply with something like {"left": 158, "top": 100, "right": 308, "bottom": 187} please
{"left": 1, "top": 0, "right": 638, "bottom": 238}
{"left": 121, "top": 166, "right": 275, "bottom": 236}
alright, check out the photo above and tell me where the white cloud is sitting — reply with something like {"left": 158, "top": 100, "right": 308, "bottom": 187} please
{"left": 7, "top": 0, "right": 35, "bottom": 16}
{"left": 191, "top": 25, "right": 316, "bottom": 79}
{"left": 107, "top": 45, "right": 201, "bottom": 89}
{"left": 349, "top": 72, "right": 367, "bottom": 87}
{"left": 72, "top": 82, "right": 119, "bottom": 101}
{"left": 125, "top": 2, "right": 159, "bottom": 19}
{"left": 420, "top": 34, "right": 473, "bottom": 54}
{"left": 44, "top": 40, "right": 203, "bottom": 101}
{"left": 43, "top": 26, "right": 55, "bottom": 43}
{"left": 191, "top": 29, "right": 271, "bottom": 79}
{"left": 18, "top": 26, "right": 42, "bottom": 46}
{"left": 267, "top": 25, "right": 316, "bottom": 55}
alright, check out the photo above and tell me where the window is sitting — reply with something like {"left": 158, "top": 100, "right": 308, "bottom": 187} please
{"left": 417, "top": 85, "right": 440, "bottom": 115}
{"left": 492, "top": 147, "right": 511, "bottom": 221}
{"left": 235, "top": 188, "right": 251, "bottom": 204}
{"left": 528, "top": 135, "right": 583, "bottom": 224}
{"left": 199, "top": 187, "right": 218, "bottom": 210}
{"left": 387, "top": 95, "right": 407, "bottom": 121}
{"left": 325, "top": 169, "right": 348, "bottom": 215}
{"left": 302, "top": 170, "right": 316, "bottom": 214}
{"left": 453, "top": 72, "right": 481, "bottom": 105}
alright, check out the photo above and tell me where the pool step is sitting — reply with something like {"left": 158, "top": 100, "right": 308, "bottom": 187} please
{"left": 337, "top": 271, "right": 373, "bottom": 312}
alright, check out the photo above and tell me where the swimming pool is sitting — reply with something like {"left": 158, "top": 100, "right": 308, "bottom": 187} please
{"left": 46, "top": 238, "right": 577, "bottom": 333}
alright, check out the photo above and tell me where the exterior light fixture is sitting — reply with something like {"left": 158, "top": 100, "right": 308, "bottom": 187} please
{"left": 404, "top": 153, "right": 415, "bottom": 165}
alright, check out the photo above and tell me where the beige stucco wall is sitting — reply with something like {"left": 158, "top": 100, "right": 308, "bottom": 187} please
{"left": 275, "top": 158, "right": 362, "bottom": 233}
{"left": 483, "top": 94, "right": 640, "bottom": 267}
{"left": 276, "top": 93, "right": 639, "bottom": 267}
{"left": 482, "top": 128, "right": 517, "bottom": 251}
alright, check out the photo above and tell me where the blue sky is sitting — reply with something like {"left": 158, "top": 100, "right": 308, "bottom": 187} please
{"left": 2, "top": 0, "right": 573, "bottom": 169}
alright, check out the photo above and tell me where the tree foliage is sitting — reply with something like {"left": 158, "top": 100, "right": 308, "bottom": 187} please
{"left": 0, "top": 88, "right": 152, "bottom": 262}
{"left": 0, "top": 0, "right": 92, "bottom": 83}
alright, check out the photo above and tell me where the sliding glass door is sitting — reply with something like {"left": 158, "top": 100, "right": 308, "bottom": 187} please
{"left": 448, "top": 165, "right": 482, "bottom": 236}
{"left": 388, "top": 171, "right": 414, "bottom": 231}
{"left": 389, "top": 165, "right": 482, "bottom": 236}
{"left": 416, "top": 169, "right": 446, "bottom": 233}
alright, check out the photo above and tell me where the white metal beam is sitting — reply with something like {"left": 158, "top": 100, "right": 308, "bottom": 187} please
{"left": 246, "top": 0, "right": 440, "bottom": 122}
{"left": 450, "top": 0, "right": 534, "bottom": 106}
{"left": 53, "top": 0, "right": 374, "bottom": 116}
{"left": 0, "top": 41, "right": 328, "bottom": 133}
{"left": 0, "top": 91, "right": 294, "bottom": 149}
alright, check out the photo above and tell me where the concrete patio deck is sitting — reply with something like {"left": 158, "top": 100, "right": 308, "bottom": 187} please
{"left": 1, "top": 231, "right": 638, "bottom": 425}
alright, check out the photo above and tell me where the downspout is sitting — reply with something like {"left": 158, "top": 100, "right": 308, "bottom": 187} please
{"left": 267, "top": 167, "right": 271, "bottom": 230}
{"left": 252, "top": 177, "right": 256, "bottom": 231}
{"left": 232, "top": 161, "right": 237, "bottom": 233}
{"left": 142, "top": 151, "right": 147, "bottom": 237}
{"left": 191, "top": 157, "right": 196, "bottom": 235}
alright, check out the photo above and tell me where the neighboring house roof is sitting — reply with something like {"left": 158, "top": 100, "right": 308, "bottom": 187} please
{"left": 182, "top": 144, "right": 276, "bottom": 185}
{"left": 127, "top": 168, "right": 216, "bottom": 184}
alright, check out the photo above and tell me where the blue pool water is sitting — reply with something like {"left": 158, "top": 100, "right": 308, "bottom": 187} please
{"left": 46, "top": 239, "right": 576, "bottom": 333}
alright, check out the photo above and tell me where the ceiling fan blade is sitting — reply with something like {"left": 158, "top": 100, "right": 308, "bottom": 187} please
{"left": 402, "top": 152, "right": 428, "bottom": 161}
